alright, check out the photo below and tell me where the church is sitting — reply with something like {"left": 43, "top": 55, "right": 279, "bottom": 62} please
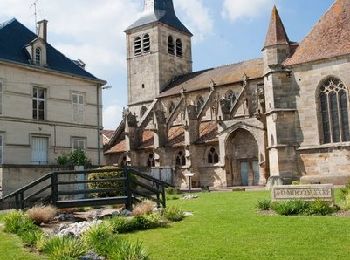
{"left": 105, "top": 0, "right": 350, "bottom": 188}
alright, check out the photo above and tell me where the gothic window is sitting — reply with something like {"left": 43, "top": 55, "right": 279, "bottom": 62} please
{"left": 196, "top": 96, "right": 205, "bottom": 113}
{"left": 147, "top": 153, "right": 155, "bottom": 167}
{"left": 168, "top": 36, "right": 175, "bottom": 55}
{"left": 35, "top": 47, "right": 41, "bottom": 65}
{"left": 175, "top": 151, "right": 186, "bottom": 166}
{"left": 225, "top": 90, "right": 236, "bottom": 109}
{"left": 143, "top": 34, "right": 150, "bottom": 53}
{"left": 140, "top": 106, "right": 148, "bottom": 118}
{"left": 176, "top": 39, "right": 183, "bottom": 57}
{"left": 134, "top": 37, "right": 142, "bottom": 56}
{"left": 319, "top": 77, "right": 350, "bottom": 143}
{"left": 208, "top": 147, "right": 219, "bottom": 164}
{"left": 168, "top": 101, "right": 175, "bottom": 114}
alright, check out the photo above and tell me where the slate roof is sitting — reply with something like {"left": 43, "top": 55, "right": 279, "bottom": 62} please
{"left": 158, "top": 58, "right": 264, "bottom": 98}
{"left": 101, "top": 130, "right": 115, "bottom": 145}
{"left": 264, "top": 6, "right": 290, "bottom": 48}
{"left": 0, "top": 18, "right": 103, "bottom": 82}
{"left": 284, "top": 0, "right": 350, "bottom": 66}
{"left": 126, "top": 0, "right": 192, "bottom": 36}
{"left": 105, "top": 133, "right": 126, "bottom": 154}
{"left": 197, "top": 122, "right": 218, "bottom": 144}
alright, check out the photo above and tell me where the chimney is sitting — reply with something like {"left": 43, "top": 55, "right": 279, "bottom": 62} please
{"left": 37, "top": 20, "right": 48, "bottom": 42}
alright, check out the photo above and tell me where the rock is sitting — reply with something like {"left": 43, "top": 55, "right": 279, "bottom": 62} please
{"left": 182, "top": 195, "right": 198, "bottom": 200}
{"left": 183, "top": 211, "right": 193, "bottom": 217}
{"left": 112, "top": 209, "right": 132, "bottom": 217}
{"left": 79, "top": 251, "right": 105, "bottom": 260}
{"left": 55, "top": 220, "right": 102, "bottom": 237}
{"left": 54, "top": 213, "right": 75, "bottom": 222}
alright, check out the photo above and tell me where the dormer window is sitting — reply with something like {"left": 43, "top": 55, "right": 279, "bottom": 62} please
{"left": 35, "top": 47, "right": 41, "bottom": 65}
{"left": 176, "top": 39, "right": 183, "bottom": 57}
{"left": 168, "top": 36, "right": 175, "bottom": 55}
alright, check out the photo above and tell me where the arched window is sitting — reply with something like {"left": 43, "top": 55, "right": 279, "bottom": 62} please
{"left": 140, "top": 106, "right": 148, "bottom": 117}
{"left": 208, "top": 147, "right": 219, "bottom": 164}
{"left": 143, "top": 34, "right": 150, "bottom": 53}
{"left": 175, "top": 151, "right": 186, "bottom": 166}
{"left": 319, "top": 77, "right": 350, "bottom": 143}
{"left": 147, "top": 153, "right": 155, "bottom": 167}
{"left": 35, "top": 47, "right": 41, "bottom": 65}
{"left": 176, "top": 39, "right": 183, "bottom": 57}
{"left": 196, "top": 96, "right": 205, "bottom": 113}
{"left": 168, "top": 36, "right": 175, "bottom": 55}
{"left": 225, "top": 90, "right": 236, "bottom": 109}
{"left": 168, "top": 101, "right": 175, "bottom": 114}
{"left": 134, "top": 37, "right": 142, "bottom": 56}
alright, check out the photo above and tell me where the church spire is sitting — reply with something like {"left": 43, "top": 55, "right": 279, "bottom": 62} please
{"left": 144, "top": 0, "right": 175, "bottom": 16}
{"left": 264, "top": 5, "right": 290, "bottom": 48}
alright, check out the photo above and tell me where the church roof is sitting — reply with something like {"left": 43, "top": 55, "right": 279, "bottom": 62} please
{"left": 159, "top": 58, "right": 264, "bottom": 98}
{"left": 0, "top": 18, "right": 103, "bottom": 82}
{"left": 126, "top": 0, "right": 192, "bottom": 36}
{"left": 284, "top": 0, "right": 350, "bottom": 66}
{"left": 264, "top": 6, "right": 290, "bottom": 48}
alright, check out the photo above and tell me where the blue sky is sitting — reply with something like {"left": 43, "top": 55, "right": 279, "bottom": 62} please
{"left": 0, "top": 0, "right": 335, "bottom": 129}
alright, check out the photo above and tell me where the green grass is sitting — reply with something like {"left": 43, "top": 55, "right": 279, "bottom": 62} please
{"left": 0, "top": 226, "right": 45, "bottom": 260}
{"left": 125, "top": 191, "right": 350, "bottom": 260}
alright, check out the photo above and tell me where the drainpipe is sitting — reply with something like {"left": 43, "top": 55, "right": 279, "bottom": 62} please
{"left": 97, "top": 84, "right": 101, "bottom": 166}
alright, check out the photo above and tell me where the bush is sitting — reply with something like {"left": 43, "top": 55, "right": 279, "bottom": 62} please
{"left": 306, "top": 200, "right": 336, "bottom": 216}
{"left": 256, "top": 200, "right": 271, "bottom": 211}
{"left": 88, "top": 167, "right": 125, "bottom": 197}
{"left": 42, "top": 236, "right": 87, "bottom": 259}
{"left": 166, "top": 195, "right": 180, "bottom": 201}
{"left": 21, "top": 229, "right": 45, "bottom": 247}
{"left": 109, "top": 217, "right": 137, "bottom": 234}
{"left": 340, "top": 182, "right": 350, "bottom": 201}
{"left": 165, "top": 187, "right": 181, "bottom": 195}
{"left": 133, "top": 214, "right": 162, "bottom": 230}
{"left": 163, "top": 206, "right": 185, "bottom": 222}
{"left": 3, "top": 211, "right": 39, "bottom": 235}
{"left": 132, "top": 200, "right": 156, "bottom": 216}
{"left": 272, "top": 200, "right": 309, "bottom": 216}
{"left": 110, "top": 240, "right": 149, "bottom": 260}
{"left": 26, "top": 205, "right": 57, "bottom": 225}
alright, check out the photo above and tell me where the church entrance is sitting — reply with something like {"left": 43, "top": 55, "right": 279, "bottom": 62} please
{"left": 225, "top": 128, "right": 260, "bottom": 186}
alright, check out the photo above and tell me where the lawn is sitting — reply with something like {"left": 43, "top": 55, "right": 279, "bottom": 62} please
{"left": 125, "top": 191, "right": 350, "bottom": 260}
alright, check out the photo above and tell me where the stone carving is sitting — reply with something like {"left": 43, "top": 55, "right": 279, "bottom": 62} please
{"left": 272, "top": 184, "right": 334, "bottom": 202}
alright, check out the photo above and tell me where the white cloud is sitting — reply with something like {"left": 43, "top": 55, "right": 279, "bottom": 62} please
{"left": 103, "top": 104, "right": 123, "bottom": 130}
{"left": 175, "top": 0, "right": 214, "bottom": 41}
{"left": 222, "top": 0, "right": 274, "bottom": 22}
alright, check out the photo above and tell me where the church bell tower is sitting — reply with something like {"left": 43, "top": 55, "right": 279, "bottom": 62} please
{"left": 125, "top": 0, "right": 193, "bottom": 117}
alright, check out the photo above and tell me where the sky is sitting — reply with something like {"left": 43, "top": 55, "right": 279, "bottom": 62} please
{"left": 0, "top": 0, "right": 335, "bottom": 129}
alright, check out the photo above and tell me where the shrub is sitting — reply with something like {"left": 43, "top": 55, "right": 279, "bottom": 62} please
{"left": 21, "top": 229, "right": 45, "bottom": 247}
{"left": 132, "top": 200, "right": 156, "bottom": 216}
{"left": 56, "top": 153, "right": 72, "bottom": 167}
{"left": 42, "top": 236, "right": 87, "bottom": 259}
{"left": 166, "top": 195, "right": 180, "bottom": 201}
{"left": 165, "top": 187, "right": 181, "bottom": 195}
{"left": 109, "top": 217, "right": 136, "bottom": 234}
{"left": 26, "top": 205, "right": 57, "bottom": 225}
{"left": 88, "top": 167, "right": 125, "bottom": 197}
{"left": 340, "top": 182, "right": 350, "bottom": 201}
{"left": 3, "top": 211, "right": 39, "bottom": 235}
{"left": 163, "top": 206, "right": 185, "bottom": 222}
{"left": 306, "top": 200, "right": 336, "bottom": 216}
{"left": 272, "top": 200, "right": 309, "bottom": 216}
{"left": 133, "top": 214, "right": 162, "bottom": 230}
{"left": 110, "top": 240, "right": 150, "bottom": 260}
{"left": 256, "top": 200, "right": 271, "bottom": 211}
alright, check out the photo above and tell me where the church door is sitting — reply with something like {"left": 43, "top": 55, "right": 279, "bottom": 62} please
{"left": 240, "top": 161, "right": 249, "bottom": 186}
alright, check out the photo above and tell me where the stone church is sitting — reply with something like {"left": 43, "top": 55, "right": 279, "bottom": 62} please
{"left": 105, "top": 0, "right": 350, "bottom": 188}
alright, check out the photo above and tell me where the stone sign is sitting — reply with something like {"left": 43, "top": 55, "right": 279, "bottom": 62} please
{"left": 271, "top": 184, "right": 334, "bottom": 202}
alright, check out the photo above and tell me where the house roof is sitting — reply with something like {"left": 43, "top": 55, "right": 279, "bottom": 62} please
{"left": 197, "top": 121, "right": 218, "bottom": 144}
{"left": 264, "top": 6, "right": 290, "bottom": 48}
{"left": 158, "top": 58, "right": 264, "bottom": 98}
{"left": 284, "top": 0, "right": 350, "bottom": 66}
{"left": 139, "top": 130, "right": 154, "bottom": 149}
{"left": 0, "top": 19, "right": 103, "bottom": 82}
{"left": 101, "top": 130, "right": 115, "bottom": 146}
{"left": 105, "top": 133, "right": 126, "bottom": 154}
{"left": 167, "top": 126, "right": 185, "bottom": 147}
{"left": 126, "top": 0, "right": 192, "bottom": 36}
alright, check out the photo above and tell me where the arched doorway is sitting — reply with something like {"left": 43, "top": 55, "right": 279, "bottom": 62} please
{"left": 225, "top": 128, "right": 260, "bottom": 186}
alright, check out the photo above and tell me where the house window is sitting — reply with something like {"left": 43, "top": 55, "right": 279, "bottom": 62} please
{"left": 208, "top": 147, "right": 219, "bottom": 164}
{"left": 168, "top": 101, "right": 175, "bottom": 114}
{"left": 72, "top": 92, "right": 84, "bottom": 123}
{"left": 32, "top": 87, "right": 46, "bottom": 120}
{"left": 0, "top": 81, "right": 3, "bottom": 115}
{"left": 134, "top": 37, "right": 142, "bottom": 56}
{"left": 143, "top": 34, "right": 150, "bottom": 53}
{"left": 176, "top": 39, "right": 183, "bottom": 57}
{"left": 196, "top": 96, "right": 205, "bottom": 113}
{"left": 0, "top": 134, "right": 3, "bottom": 164}
{"left": 147, "top": 153, "right": 155, "bottom": 167}
{"left": 319, "top": 77, "right": 350, "bottom": 143}
{"left": 72, "top": 137, "right": 86, "bottom": 151}
{"left": 175, "top": 151, "right": 186, "bottom": 166}
{"left": 31, "top": 136, "right": 48, "bottom": 165}
{"left": 168, "top": 36, "right": 175, "bottom": 55}
{"left": 35, "top": 47, "right": 41, "bottom": 65}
